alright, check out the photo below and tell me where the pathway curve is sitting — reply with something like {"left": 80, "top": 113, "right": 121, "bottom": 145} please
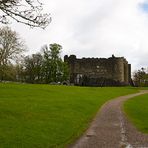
{"left": 70, "top": 90, "right": 148, "bottom": 148}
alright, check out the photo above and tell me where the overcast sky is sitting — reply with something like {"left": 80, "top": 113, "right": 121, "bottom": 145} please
{"left": 6, "top": 0, "right": 148, "bottom": 72}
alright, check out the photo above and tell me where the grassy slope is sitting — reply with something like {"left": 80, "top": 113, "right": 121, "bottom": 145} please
{"left": 0, "top": 83, "right": 138, "bottom": 148}
{"left": 124, "top": 93, "right": 148, "bottom": 133}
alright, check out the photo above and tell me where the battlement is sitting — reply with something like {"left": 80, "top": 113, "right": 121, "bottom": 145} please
{"left": 64, "top": 55, "right": 131, "bottom": 86}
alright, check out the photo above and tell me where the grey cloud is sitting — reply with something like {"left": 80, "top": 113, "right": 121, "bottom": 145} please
{"left": 9, "top": 0, "right": 148, "bottom": 71}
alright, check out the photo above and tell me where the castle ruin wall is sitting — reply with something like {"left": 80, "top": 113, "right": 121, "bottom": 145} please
{"left": 64, "top": 55, "right": 131, "bottom": 86}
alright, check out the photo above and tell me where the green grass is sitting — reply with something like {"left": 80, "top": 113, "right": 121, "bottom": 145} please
{"left": 124, "top": 93, "right": 148, "bottom": 133}
{"left": 0, "top": 83, "right": 138, "bottom": 148}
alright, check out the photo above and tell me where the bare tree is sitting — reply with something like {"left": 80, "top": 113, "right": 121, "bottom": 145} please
{"left": 0, "top": 0, "right": 51, "bottom": 28}
{"left": 0, "top": 26, "right": 25, "bottom": 80}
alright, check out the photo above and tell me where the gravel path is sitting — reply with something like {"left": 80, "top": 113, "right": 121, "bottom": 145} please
{"left": 70, "top": 90, "right": 148, "bottom": 148}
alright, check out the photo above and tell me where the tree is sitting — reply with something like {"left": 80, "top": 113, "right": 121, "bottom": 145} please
{"left": 41, "top": 43, "right": 69, "bottom": 83}
{"left": 23, "top": 53, "right": 43, "bottom": 83}
{"left": 0, "top": 0, "right": 51, "bottom": 28}
{"left": 57, "top": 61, "right": 69, "bottom": 82}
{"left": 133, "top": 67, "right": 148, "bottom": 86}
{"left": 0, "top": 26, "right": 25, "bottom": 80}
{"left": 49, "top": 43, "right": 62, "bottom": 82}
{"left": 41, "top": 45, "right": 52, "bottom": 83}
{"left": 1, "top": 64, "right": 17, "bottom": 81}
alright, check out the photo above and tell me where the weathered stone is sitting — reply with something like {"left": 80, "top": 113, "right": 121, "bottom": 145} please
{"left": 64, "top": 55, "right": 131, "bottom": 86}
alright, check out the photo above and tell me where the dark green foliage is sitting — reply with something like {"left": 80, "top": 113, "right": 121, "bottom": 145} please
{"left": 0, "top": 64, "right": 17, "bottom": 81}
{"left": 20, "top": 43, "right": 69, "bottom": 83}
{"left": 133, "top": 67, "right": 148, "bottom": 87}
{"left": 0, "top": 26, "right": 68, "bottom": 83}
{"left": 23, "top": 53, "right": 44, "bottom": 83}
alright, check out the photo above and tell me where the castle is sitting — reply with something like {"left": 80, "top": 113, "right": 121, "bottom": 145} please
{"left": 64, "top": 55, "right": 131, "bottom": 86}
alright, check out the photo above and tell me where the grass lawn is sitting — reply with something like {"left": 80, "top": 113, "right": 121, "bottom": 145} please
{"left": 124, "top": 93, "right": 148, "bottom": 133}
{"left": 0, "top": 83, "right": 138, "bottom": 148}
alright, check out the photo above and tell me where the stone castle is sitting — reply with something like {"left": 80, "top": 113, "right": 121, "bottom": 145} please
{"left": 64, "top": 55, "right": 131, "bottom": 86}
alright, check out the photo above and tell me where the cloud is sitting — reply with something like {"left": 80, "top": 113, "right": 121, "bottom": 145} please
{"left": 9, "top": 0, "right": 148, "bottom": 71}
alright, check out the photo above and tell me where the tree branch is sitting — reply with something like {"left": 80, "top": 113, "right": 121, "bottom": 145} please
{"left": 0, "top": 0, "right": 51, "bottom": 28}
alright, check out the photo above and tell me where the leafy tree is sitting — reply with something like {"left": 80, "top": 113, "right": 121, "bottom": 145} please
{"left": 0, "top": 26, "right": 25, "bottom": 81}
{"left": 49, "top": 43, "right": 62, "bottom": 82}
{"left": 41, "top": 45, "right": 52, "bottom": 83}
{"left": 0, "top": 39, "right": 69, "bottom": 83}
{"left": 0, "top": 0, "right": 51, "bottom": 28}
{"left": 41, "top": 43, "right": 69, "bottom": 83}
{"left": 2, "top": 64, "right": 17, "bottom": 81}
{"left": 15, "top": 63, "right": 25, "bottom": 82}
{"left": 133, "top": 67, "right": 148, "bottom": 86}
{"left": 57, "top": 61, "right": 69, "bottom": 82}
{"left": 23, "top": 53, "right": 43, "bottom": 83}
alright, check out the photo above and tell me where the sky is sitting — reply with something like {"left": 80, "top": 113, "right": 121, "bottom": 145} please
{"left": 4, "top": 0, "right": 148, "bottom": 72}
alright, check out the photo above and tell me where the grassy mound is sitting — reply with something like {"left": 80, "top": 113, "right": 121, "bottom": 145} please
{"left": 124, "top": 93, "right": 148, "bottom": 133}
{"left": 0, "top": 83, "right": 138, "bottom": 147}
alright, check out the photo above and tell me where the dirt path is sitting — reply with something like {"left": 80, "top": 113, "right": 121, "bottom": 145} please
{"left": 70, "top": 90, "right": 148, "bottom": 148}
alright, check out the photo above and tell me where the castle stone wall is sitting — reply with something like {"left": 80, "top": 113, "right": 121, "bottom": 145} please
{"left": 64, "top": 55, "right": 131, "bottom": 86}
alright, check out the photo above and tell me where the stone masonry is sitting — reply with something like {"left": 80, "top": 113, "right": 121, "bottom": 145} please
{"left": 64, "top": 55, "right": 131, "bottom": 86}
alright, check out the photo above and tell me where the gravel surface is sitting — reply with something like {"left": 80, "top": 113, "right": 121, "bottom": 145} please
{"left": 70, "top": 90, "right": 148, "bottom": 148}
